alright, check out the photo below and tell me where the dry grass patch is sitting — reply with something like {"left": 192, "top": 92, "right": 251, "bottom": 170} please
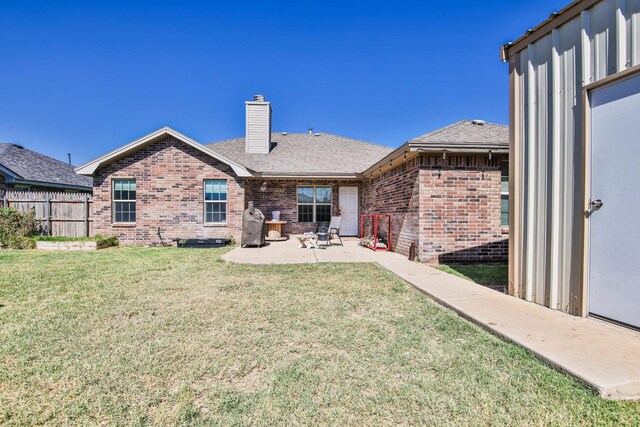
{"left": 0, "top": 247, "right": 639, "bottom": 426}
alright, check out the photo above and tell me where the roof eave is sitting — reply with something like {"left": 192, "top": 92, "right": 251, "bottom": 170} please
{"left": 361, "top": 140, "right": 508, "bottom": 177}
{"left": 0, "top": 164, "right": 21, "bottom": 180}
{"left": 75, "top": 126, "right": 253, "bottom": 178}
{"left": 11, "top": 179, "right": 92, "bottom": 191}
{"left": 501, "top": 0, "right": 599, "bottom": 60}
{"left": 361, "top": 142, "right": 412, "bottom": 176}
{"left": 409, "top": 143, "right": 509, "bottom": 153}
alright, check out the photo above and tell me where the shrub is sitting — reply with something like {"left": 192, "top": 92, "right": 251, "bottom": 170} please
{"left": 0, "top": 208, "right": 39, "bottom": 249}
{"left": 95, "top": 235, "right": 119, "bottom": 249}
{"left": 7, "top": 235, "right": 36, "bottom": 250}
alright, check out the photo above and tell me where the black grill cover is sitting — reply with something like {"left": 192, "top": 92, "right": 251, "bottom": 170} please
{"left": 241, "top": 202, "right": 265, "bottom": 247}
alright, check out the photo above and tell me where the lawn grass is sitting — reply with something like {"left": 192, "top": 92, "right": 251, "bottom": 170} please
{"left": 0, "top": 247, "right": 638, "bottom": 425}
{"left": 436, "top": 264, "right": 508, "bottom": 287}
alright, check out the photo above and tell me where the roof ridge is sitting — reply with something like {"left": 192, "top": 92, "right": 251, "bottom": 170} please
{"left": 207, "top": 131, "right": 389, "bottom": 149}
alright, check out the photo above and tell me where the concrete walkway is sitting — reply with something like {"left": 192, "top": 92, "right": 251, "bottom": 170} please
{"left": 223, "top": 237, "right": 640, "bottom": 400}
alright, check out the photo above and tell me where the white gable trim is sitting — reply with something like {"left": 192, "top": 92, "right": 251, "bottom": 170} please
{"left": 75, "top": 126, "right": 253, "bottom": 177}
{"left": 0, "top": 164, "right": 21, "bottom": 180}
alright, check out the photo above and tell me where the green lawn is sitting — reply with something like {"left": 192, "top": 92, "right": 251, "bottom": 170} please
{"left": 0, "top": 248, "right": 638, "bottom": 426}
{"left": 436, "top": 264, "right": 508, "bottom": 289}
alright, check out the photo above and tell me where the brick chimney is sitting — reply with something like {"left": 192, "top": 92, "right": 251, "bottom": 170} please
{"left": 245, "top": 94, "right": 272, "bottom": 154}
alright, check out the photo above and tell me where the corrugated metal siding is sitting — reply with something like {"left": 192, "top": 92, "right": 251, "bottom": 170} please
{"left": 511, "top": 0, "right": 640, "bottom": 315}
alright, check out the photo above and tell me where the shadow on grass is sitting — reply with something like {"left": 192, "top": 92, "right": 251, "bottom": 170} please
{"left": 436, "top": 264, "right": 508, "bottom": 292}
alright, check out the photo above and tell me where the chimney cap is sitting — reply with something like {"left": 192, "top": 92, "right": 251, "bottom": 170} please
{"left": 253, "top": 94, "right": 265, "bottom": 102}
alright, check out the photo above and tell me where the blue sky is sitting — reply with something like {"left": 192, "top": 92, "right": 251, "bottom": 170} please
{"left": 0, "top": 0, "right": 567, "bottom": 165}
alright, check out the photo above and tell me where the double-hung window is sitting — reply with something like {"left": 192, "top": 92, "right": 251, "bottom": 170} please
{"left": 297, "top": 186, "right": 332, "bottom": 223}
{"left": 113, "top": 179, "right": 136, "bottom": 223}
{"left": 204, "top": 180, "right": 227, "bottom": 223}
{"left": 501, "top": 161, "right": 509, "bottom": 227}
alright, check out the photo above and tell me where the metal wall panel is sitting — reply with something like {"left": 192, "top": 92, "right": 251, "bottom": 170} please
{"left": 511, "top": 0, "right": 640, "bottom": 315}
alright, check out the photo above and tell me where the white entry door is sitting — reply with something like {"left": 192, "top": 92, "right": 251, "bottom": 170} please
{"left": 589, "top": 72, "right": 640, "bottom": 329}
{"left": 338, "top": 186, "right": 359, "bottom": 236}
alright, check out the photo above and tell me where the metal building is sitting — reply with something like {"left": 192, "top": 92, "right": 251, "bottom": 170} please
{"left": 502, "top": 0, "right": 640, "bottom": 329}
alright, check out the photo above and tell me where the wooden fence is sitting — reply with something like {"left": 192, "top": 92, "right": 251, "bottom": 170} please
{"left": 2, "top": 191, "right": 93, "bottom": 237}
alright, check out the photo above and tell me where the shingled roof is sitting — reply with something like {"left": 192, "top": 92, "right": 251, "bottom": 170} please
{"left": 0, "top": 143, "right": 92, "bottom": 190}
{"left": 408, "top": 120, "right": 508, "bottom": 151}
{"left": 208, "top": 132, "right": 393, "bottom": 177}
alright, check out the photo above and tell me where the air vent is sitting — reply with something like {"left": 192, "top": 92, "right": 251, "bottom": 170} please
{"left": 281, "top": 132, "right": 288, "bottom": 135}
{"left": 471, "top": 120, "right": 486, "bottom": 126}
{"left": 11, "top": 143, "right": 24, "bottom": 149}
{"left": 314, "top": 133, "right": 320, "bottom": 136}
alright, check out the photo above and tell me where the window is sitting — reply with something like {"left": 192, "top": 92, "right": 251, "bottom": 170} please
{"left": 501, "top": 161, "right": 509, "bottom": 227}
{"left": 297, "top": 186, "right": 332, "bottom": 223}
{"left": 204, "top": 180, "right": 227, "bottom": 223}
{"left": 113, "top": 179, "right": 136, "bottom": 223}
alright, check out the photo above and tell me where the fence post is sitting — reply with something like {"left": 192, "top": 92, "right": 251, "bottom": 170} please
{"left": 84, "top": 194, "right": 89, "bottom": 237}
{"left": 45, "top": 192, "right": 52, "bottom": 235}
{"left": 2, "top": 195, "right": 6, "bottom": 208}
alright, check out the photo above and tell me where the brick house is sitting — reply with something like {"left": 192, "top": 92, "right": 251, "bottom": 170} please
{"left": 361, "top": 121, "right": 509, "bottom": 263}
{"left": 0, "top": 143, "right": 92, "bottom": 193}
{"left": 77, "top": 95, "right": 507, "bottom": 263}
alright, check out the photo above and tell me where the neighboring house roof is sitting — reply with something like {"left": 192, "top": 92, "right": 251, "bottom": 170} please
{"left": 363, "top": 120, "right": 508, "bottom": 177}
{"left": 76, "top": 127, "right": 253, "bottom": 178}
{"left": 208, "top": 133, "right": 393, "bottom": 177}
{"left": 0, "top": 143, "right": 92, "bottom": 190}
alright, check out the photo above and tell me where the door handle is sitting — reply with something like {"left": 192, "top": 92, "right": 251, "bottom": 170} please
{"left": 589, "top": 199, "right": 604, "bottom": 210}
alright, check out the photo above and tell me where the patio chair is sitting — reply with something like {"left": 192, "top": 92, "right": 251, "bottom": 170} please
{"left": 315, "top": 225, "right": 331, "bottom": 249}
{"left": 328, "top": 216, "right": 343, "bottom": 246}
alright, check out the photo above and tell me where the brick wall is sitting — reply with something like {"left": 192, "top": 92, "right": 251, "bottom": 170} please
{"left": 245, "top": 179, "right": 361, "bottom": 235}
{"left": 361, "top": 154, "right": 508, "bottom": 263}
{"left": 93, "top": 136, "right": 244, "bottom": 245}
{"left": 418, "top": 154, "right": 508, "bottom": 263}
{"left": 361, "top": 159, "right": 421, "bottom": 256}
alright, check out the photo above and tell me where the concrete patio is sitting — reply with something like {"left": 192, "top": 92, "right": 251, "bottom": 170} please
{"left": 223, "top": 237, "right": 391, "bottom": 264}
{"left": 223, "top": 236, "right": 640, "bottom": 400}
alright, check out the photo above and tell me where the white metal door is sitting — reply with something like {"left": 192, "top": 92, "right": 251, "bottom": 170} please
{"left": 338, "top": 187, "right": 358, "bottom": 236}
{"left": 589, "top": 73, "right": 640, "bottom": 329}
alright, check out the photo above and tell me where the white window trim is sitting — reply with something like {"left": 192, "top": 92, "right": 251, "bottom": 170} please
{"left": 112, "top": 178, "right": 136, "bottom": 224}
{"left": 204, "top": 179, "right": 228, "bottom": 225}
{"left": 501, "top": 161, "right": 509, "bottom": 227}
{"left": 296, "top": 185, "right": 332, "bottom": 223}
